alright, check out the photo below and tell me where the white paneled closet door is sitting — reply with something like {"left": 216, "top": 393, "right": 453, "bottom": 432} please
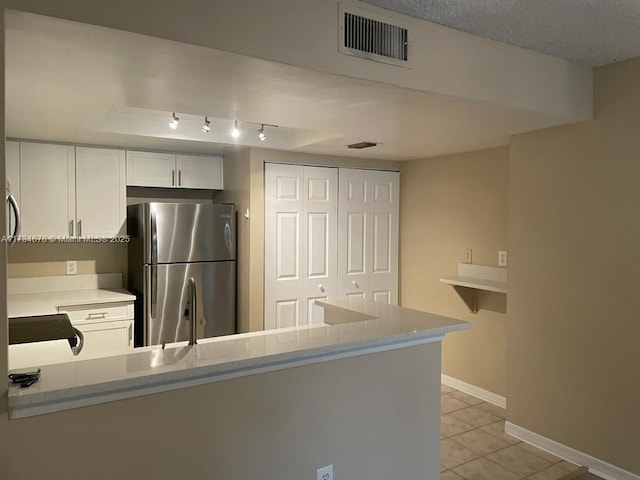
{"left": 338, "top": 168, "right": 399, "bottom": 304}
{"left": 264, "top": 164, "right": 337, "bottom": 330}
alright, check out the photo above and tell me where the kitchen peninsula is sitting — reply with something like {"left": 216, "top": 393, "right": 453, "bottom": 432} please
{"left": 4, "top": 298, "right": 468, "bottom": 480}
{"left": 9, "top": 298, "right": 468, "bottom": 418}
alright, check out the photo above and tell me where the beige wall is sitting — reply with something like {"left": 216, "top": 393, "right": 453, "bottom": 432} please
{"left": 508, "top": 57, "right": 640, "bottom": 474}
{"left": 1, "top": 7, "right": 8, "bottom": 409}
{"left": 400, "top": 148, "right": 508, "bottom": 396}
{"left": 247, "top": 147, "right": 399, "bottom": 332}
{"left": 1, "top": 0, "right": 591, "bottom": 119}
{"left": 7, "top": 243, "right": 127, "bottom": 278}
{"left": 0, "top": 343, "right": 441, "bottom": 479}
{"left": 218, "top": 149, "right": 251, "bottom": 332}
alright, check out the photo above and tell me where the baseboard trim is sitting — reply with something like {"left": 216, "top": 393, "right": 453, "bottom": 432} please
{"left": 441, "top": 374, "right": 507, "bottom": 408}
{"left": 505, "top": 422, "right": 640, "bottom": 480}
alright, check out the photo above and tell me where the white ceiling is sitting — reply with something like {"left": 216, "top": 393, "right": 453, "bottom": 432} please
{"left": 361, "top": 0, "right": 640, "bottom": 66}
{"left": 4, "top": 11, "right": 582, "bottom": 161}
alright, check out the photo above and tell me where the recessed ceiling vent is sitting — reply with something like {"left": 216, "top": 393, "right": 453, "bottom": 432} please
{"left": 339, "top": 4, "right": 410, "bottom": 68}
{"left": 348, "top": 141, "right": 378, "bottom": 149}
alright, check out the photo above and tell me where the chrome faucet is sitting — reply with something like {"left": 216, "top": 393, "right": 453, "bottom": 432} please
{"left": 186, "top": 277, "right": 198, "bottom": 345}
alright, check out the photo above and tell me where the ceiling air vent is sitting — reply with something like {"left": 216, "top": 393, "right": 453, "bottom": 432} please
{"left": 339, "top": 4, "right": 410, "bottom": 67}
{"left": 348, "top": 141, "right": 378, "bottom": 149}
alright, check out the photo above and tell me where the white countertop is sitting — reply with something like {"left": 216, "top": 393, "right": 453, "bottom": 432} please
{"left": 7, "top": 273, "right": 135, "bottom": 317}
{"left": 8, "top": 289, "right": 136, "bottom": 317}
{"left": 7, "top": 298, "right": 469, "bottom": 419}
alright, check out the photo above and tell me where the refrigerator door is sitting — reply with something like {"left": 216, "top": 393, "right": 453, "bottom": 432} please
{"left": 144, "top": 261, "right": 236, "bottom": 346}
{"left": 138, "top": 203, "right": 236, "bottom": 264}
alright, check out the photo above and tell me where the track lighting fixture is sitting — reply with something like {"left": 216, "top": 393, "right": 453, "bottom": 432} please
{"left": 202, "top": 116, "right": 211, "bottom": 133}
{"left": 163, "top": 114, "right": 276, "bottom": 140}
{"left": 258, "top": 124, "right": 266, "bottom": 141}
{"left": 231, "top": 120, "right": 240, "bottom": 139}
{"left": 169, "top": 112, "right": 179, "bottom": 130}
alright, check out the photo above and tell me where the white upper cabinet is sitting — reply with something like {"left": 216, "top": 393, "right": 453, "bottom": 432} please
{"left": 20, "top": 142, "right": 75, "bottom": 238}
{"left": 126, "top": 151, "right": 175, "bottom": 187}
{"left": 126, "top": 151, "right": 223, "bottom": 190}
{"left": 19, "top": 142, "right": 126, "bottom": 239}
{"left": 75, "top": 147, "right": 126, "bottom": 237}
{"left": 176, "top": 154, "right": 223, "bottom": 189}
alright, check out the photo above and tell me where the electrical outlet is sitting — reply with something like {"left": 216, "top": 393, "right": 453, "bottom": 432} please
{"left": 316, "top": 464, "right": 333, "bottom": 480}
{"left": 66, "top": 260, "right": 77, "bottom": 275}
{"left": 463, "top": 248, "right": 472, "bottom": 264}
{"left": 498, "top": 251, "right": 508, "bottom": 267}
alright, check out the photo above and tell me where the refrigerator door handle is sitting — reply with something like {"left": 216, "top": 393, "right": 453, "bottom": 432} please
{"left": 188, "top": 277, "right": 197, "bottom": 345}
{"left": 150, "top": 205, "right": 158, "bottom": 265}
{"left": 147, "top": 265, "right": 157, "bottom": 322}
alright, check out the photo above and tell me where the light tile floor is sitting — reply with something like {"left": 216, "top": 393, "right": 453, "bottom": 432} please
{"left": 441, "top": 384, "right": 584, "bottom": 480}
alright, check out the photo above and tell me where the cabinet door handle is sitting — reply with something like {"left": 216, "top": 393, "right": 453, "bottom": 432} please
{"left": 128, "top": 323, "right": 133, "bottom": 347}
{"left": 318, "top": 284, "right": 325, "bottom": 293}
{"left": 77, "top": 220, "right": 82, "bottom": 237}
{"left": 178, "top": 170, "right": 182, "bottom": 186}
{"left": 69, "top": 220, "right": 74, "bottom": 237}
{"left": 172, "top": 170, "right": 175, "bottom": 186}
{"left": 352, "top": 281, "right": 360, "bottom": 289}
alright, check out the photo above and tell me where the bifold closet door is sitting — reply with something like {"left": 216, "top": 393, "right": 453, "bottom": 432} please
{"left": 338, "top": 168, "right": 399, "bottom": 304}
{"left": 264, "top": 164, "right": 338, "bottom": 330}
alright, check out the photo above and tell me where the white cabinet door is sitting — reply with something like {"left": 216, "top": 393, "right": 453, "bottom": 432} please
{"left": 338, "top": 169, "right": 399, "bottom": 304}
{"left": 264, "top": 164, "right": 338, "bottom": 329}
{"left": 176, "top": 154, "right": 223, "bottom": 189}
{"left": 75, "top": 320, "right": 134, "bottom": 360}
{"left": 20, "top": 142, "right": 75, "bottom": 237}
{"left": 6, "top": 140, "right": 20, "bottom": 236}
{"left": 126, "top": 150, "right": 176, "bottom": 187}
{"left": 76, "top": 147, "right": 126, "bottom": 237}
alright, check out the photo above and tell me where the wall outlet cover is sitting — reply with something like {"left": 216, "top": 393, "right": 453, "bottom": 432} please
{"left": 66, "top": 260, "right": 77, "bottom": 275}
{"left": 317, "top": 464, "right": 333, "bottom": 480}
{"left": 498, "top": 251, "right": 508, "bottom": 267}
{"left": 464, "top": 248, "right": 472, "bottom": 264}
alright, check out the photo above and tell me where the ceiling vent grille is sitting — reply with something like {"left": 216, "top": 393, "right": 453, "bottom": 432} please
{"left": 339, "top": 5, "right": 409, "bottom": 67}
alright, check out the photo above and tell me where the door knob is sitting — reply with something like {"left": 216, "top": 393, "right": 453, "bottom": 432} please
{"left": 352, "top": 281, "right": 359, "bottom": 289}
{"left": 318, "top": 284, "right": 325, "bottom": 293}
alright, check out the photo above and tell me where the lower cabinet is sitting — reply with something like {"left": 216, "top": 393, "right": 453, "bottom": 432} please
{"left": 8, "top": 302, "right": 134, "bottom": 370}
{"left": 75, "top": 320, "right": 133, "bottom": 360}
{"left": 58, "top": 301, "right": 134, "bottom": 361}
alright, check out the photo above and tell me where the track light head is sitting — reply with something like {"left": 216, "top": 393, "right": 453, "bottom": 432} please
{"left": 169, "top": 112, "right": 179, "bottom": 130}
{"left": 231, "top": 120, "right": 240, "bottom": 139}
{"left": 258, "top": 124, "right": 266, "bottom": 141}
{"left": 202, "top": 116, "right": 211, "bottom": 133}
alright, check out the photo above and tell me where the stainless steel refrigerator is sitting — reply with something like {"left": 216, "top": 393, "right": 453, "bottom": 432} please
{"left": 127, "top": 203, "right": 236, "bottom": 347}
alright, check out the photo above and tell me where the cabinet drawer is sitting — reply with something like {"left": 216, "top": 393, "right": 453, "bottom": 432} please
{"left": 58, "top": 302, "right": 133, "bottom": 323}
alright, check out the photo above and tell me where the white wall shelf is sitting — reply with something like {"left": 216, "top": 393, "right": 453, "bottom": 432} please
{"left": 440, "top": 264, "right": 507, "bottom": 313}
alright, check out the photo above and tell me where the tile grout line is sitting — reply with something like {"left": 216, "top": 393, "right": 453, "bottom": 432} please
{"left": 442, "top": 386, "right": 578, "bottom": 480}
